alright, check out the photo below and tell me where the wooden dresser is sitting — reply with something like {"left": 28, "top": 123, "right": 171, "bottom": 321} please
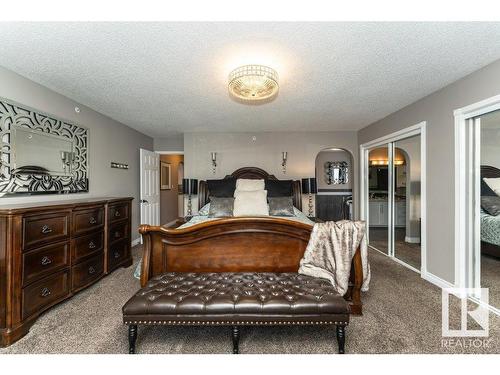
{"left": 0, "top": 197, "right": 133, "bottom": 347}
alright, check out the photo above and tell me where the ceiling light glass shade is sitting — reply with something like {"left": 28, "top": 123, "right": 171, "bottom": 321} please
{"left": 228, "top": 65, "right": 279, "bottom": 104}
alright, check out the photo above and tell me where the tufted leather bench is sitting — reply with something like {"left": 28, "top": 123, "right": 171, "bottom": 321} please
{"left": 122, "top": 272, "right": 349, "bottom": 354}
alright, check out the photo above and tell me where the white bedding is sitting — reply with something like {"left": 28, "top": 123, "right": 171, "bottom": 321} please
{"left": 178, "top": 206, "right": 314, "bottom": 228}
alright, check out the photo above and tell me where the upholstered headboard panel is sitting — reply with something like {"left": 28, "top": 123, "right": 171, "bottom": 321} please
{"left": 481, "top": 165, "right": 500, "bottom": 196}
{"left": 198, "top": 167, "right": 302, "bottom": 210}
{"left": 481, "top": 165, "right": 500, "bottom": 179}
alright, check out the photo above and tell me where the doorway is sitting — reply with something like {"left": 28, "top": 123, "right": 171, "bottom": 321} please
{"left": 360, "top": 122, "right": 426, "bottom": 274}
{"left": 314, "top": 148, "right": 354, "bottom": 221}
{"left": 159, "top": 153, "right": 184, "bottom": 226}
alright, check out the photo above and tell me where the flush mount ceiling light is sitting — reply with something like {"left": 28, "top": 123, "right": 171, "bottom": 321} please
{"left": 228, "top": 65, "right": 279, "bottom": 104}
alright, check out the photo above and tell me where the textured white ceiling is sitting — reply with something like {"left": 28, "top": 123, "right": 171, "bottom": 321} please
{"left": 1, "top": 22, "right": 500, "bottom": 137}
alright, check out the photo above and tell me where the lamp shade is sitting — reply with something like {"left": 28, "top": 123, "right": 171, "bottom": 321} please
{"left": 301, "top": 178, "right": 317, "bottom": 194}
{"left": 182, "top": 178, "right": 198, "bottom": 195}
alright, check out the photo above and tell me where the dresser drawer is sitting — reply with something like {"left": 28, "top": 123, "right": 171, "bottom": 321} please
{"left": 23, "top": 242, "right": 70, "bottom": 286}
{"left": 108, "top": 239, "right": 130, "bottom": 271}
{"left": 72, "top": 231, "right": 104, "bottom": 262}
{"left": 73, "top": 207, "right": 104, "bottom": 236}
{"left": 108, "top": 203, "right": 129, "bottom": 223}
{"left": 23, "top": 212, "right": 70, "bottom": 250}
{"left": 72, "top": 253, "right": 104, "bottom": 292}
{"left": 109, "top": 221, "right": 129, "bottom": 243}
{"left": 22, "top": 271, "right": 70, "bottom": 319}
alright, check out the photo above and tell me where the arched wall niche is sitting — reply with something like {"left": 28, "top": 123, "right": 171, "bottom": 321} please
{"left": 315, "top": 147, "right": 354, "bottom": 192}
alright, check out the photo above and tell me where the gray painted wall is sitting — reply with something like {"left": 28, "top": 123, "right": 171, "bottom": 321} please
{"left": 358, "top": 59, "right": 500, "bottom": 284}
{"left": 0, "top": 66, "right": 154, "bottom": 242}
{"left": 154, "top": 135, "right": 184, "bottom": 151}
{"left": 184, "top": 131, "right": 358, "bottom": 215}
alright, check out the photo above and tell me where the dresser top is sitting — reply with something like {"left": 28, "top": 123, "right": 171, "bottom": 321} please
{"left": 0, "top": 197, "right": 133, "bottom": 214}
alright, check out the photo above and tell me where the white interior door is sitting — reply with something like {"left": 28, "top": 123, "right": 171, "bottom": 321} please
{"left": 140, "top": 149, "right": 160, "bottom": 226}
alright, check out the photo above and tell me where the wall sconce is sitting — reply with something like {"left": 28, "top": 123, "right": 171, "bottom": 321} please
{"left": 281, "top": 151, "right": 287, "bottom": 174}
{"left": 211, "top": 152, "right": 217, "bottom": 174}
{"left": 60, "top": 151, "right": 76, "bottom": 173}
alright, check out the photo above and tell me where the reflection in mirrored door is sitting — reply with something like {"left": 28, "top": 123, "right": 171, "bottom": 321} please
{"left": 393, "top": 136, "right": 421, "bottom": 270}
{"left": 477, "top": 109, "right": 500, "bottom": 311}
{"left": 368, "top": 147, "right": 390, "bottom": 254}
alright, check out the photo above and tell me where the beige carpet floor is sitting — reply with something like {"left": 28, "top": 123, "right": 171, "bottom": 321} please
{"left": 1, "top": 245, "right": 498, "bottom": 354}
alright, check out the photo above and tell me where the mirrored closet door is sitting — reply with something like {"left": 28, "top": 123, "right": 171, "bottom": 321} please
{"left": 473, "top": 109, "right": 500, "bottom": 311}
{"left": 364, "top": 129, "right": 423, "bottom": 273}
{"left": 368, "top": 147, "right": 390, "bottom": 255}
{"left": 393, "top": 135, "right": 422, "bottom": 270}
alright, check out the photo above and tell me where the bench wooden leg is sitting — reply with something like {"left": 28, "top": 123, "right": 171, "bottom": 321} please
{"left": 231, "top": 326, "right": 240, "bottom": 354}
{"left": 128, "top": 324, "right": 137, "bottom": 354}
{"left": 336, "top": 325, "right": 345, "bottom": 354}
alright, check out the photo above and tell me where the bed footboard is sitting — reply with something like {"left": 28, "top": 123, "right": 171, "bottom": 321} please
{"left": 138, "top": 217, "right": 363, "bottom": 315}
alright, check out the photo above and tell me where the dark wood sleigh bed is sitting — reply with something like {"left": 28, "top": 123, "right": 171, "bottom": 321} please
{"left": 138, "top": 167, "right": 364, "bottom": 315}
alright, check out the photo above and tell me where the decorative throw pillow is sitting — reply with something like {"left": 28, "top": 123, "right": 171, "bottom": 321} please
{"left": 265, "top": 179, "right": 294, "bottom": 197}
{"left": 483, "top": 177, "right": 500, "bottom": 196}
{"left": 208, "top": 197, "right": 234, "bottom": 218}
{"left": 207, "top": 178, "right": 236, "bottom": 198}
{"left": 481, "top": 178, "right": 497, "bottom": 197}
{"left": 481, "top": 196, "right": 500, "bottom": 216}
{"left": 233, "top": 190, "right": 269, "bottom": 216}
{"left": 198, "top": 203, "right": 210, "bottom": 216}
{"left": 235, "top": 178, "right": 265, "bottom": 192}
{"left": 268, "top": 197, "right": 294, "bottom": 216}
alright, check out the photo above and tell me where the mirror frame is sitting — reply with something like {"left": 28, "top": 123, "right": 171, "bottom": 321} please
{"left": 0, "top": 97, "right": 89, "bottom": 196}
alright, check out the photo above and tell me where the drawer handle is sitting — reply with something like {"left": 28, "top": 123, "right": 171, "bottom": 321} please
{"left": 88, "top": 241, "right": 96, "bottom": 249}
{"left": 41, "top": 225, "right": 53, "bottom": 234}
{"left": 114, "top": 251, "right": 120, "bottom": 259}
{"left": 89, "top": 217, "right": 97, "bottom": 224}
{"left": 41, "top": 256, "right": 52, "bottom": 266}
{"left": 88, "top": 266, "right": 96, "bottom": 275}
{"left": 114, "top": 211, "right": 121, "bottom": 217}
{"left": 114, "top": 231, "right": 121, "bottom": 238}
{"left": 40, "top": 287, "right": 51, "bottom": 298}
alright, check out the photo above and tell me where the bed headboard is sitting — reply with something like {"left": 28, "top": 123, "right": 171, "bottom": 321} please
{"left": 198, "top": 167, "right": 302, "bottom": 210}
{"left": 481, "top": 165, "right": 500, "bottom": 179}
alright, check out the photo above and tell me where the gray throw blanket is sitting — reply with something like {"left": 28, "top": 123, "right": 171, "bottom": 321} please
{"left": 298, "top": 220, "right": 370, "bottom": 295}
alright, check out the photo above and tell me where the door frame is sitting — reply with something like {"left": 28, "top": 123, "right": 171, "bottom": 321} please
{"left": 359, "top": 121, "right": 427, "bottom": 276}
{"left": 454, "top": 94, "right": 500, "bottom": 315}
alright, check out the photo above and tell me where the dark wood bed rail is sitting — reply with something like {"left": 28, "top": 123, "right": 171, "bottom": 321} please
{"left": 138, "top": 217, "right": 363, "bottom": 315}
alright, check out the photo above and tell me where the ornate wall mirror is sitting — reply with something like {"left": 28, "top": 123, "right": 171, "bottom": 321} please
{"left": 0, "top": 97, "right": 89, "bottom": 196}
{"left": 325, "top": 161, "right": 349, "bottom": 185}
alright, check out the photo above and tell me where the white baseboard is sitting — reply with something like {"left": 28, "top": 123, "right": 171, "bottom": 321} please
{"left": 421, "top": 271, "right": 455, "bottom": 290}
{"left": 131, "top": 237, "right": 141, "bottom": 247}
{"left": 405, "top": 236, "right": 421, "bottom": 244}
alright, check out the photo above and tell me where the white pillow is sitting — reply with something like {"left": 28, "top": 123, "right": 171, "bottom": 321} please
{"left": 233, "top": 190, "right": 269, "bottom": 216}
{"left": 484, "top": 177, "right": 500, "bottom": 196}
{"left": 235, "top": 178, "right": 265, "bottom": 192}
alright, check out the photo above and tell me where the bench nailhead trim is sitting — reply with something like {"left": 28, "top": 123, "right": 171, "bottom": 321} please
{"left": 124, "top": 320, "right": 348, "bottom": 326}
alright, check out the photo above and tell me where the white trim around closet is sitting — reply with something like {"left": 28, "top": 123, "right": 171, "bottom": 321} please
{"left": 454, "top": 94, "right": 500, "bottom": 302}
